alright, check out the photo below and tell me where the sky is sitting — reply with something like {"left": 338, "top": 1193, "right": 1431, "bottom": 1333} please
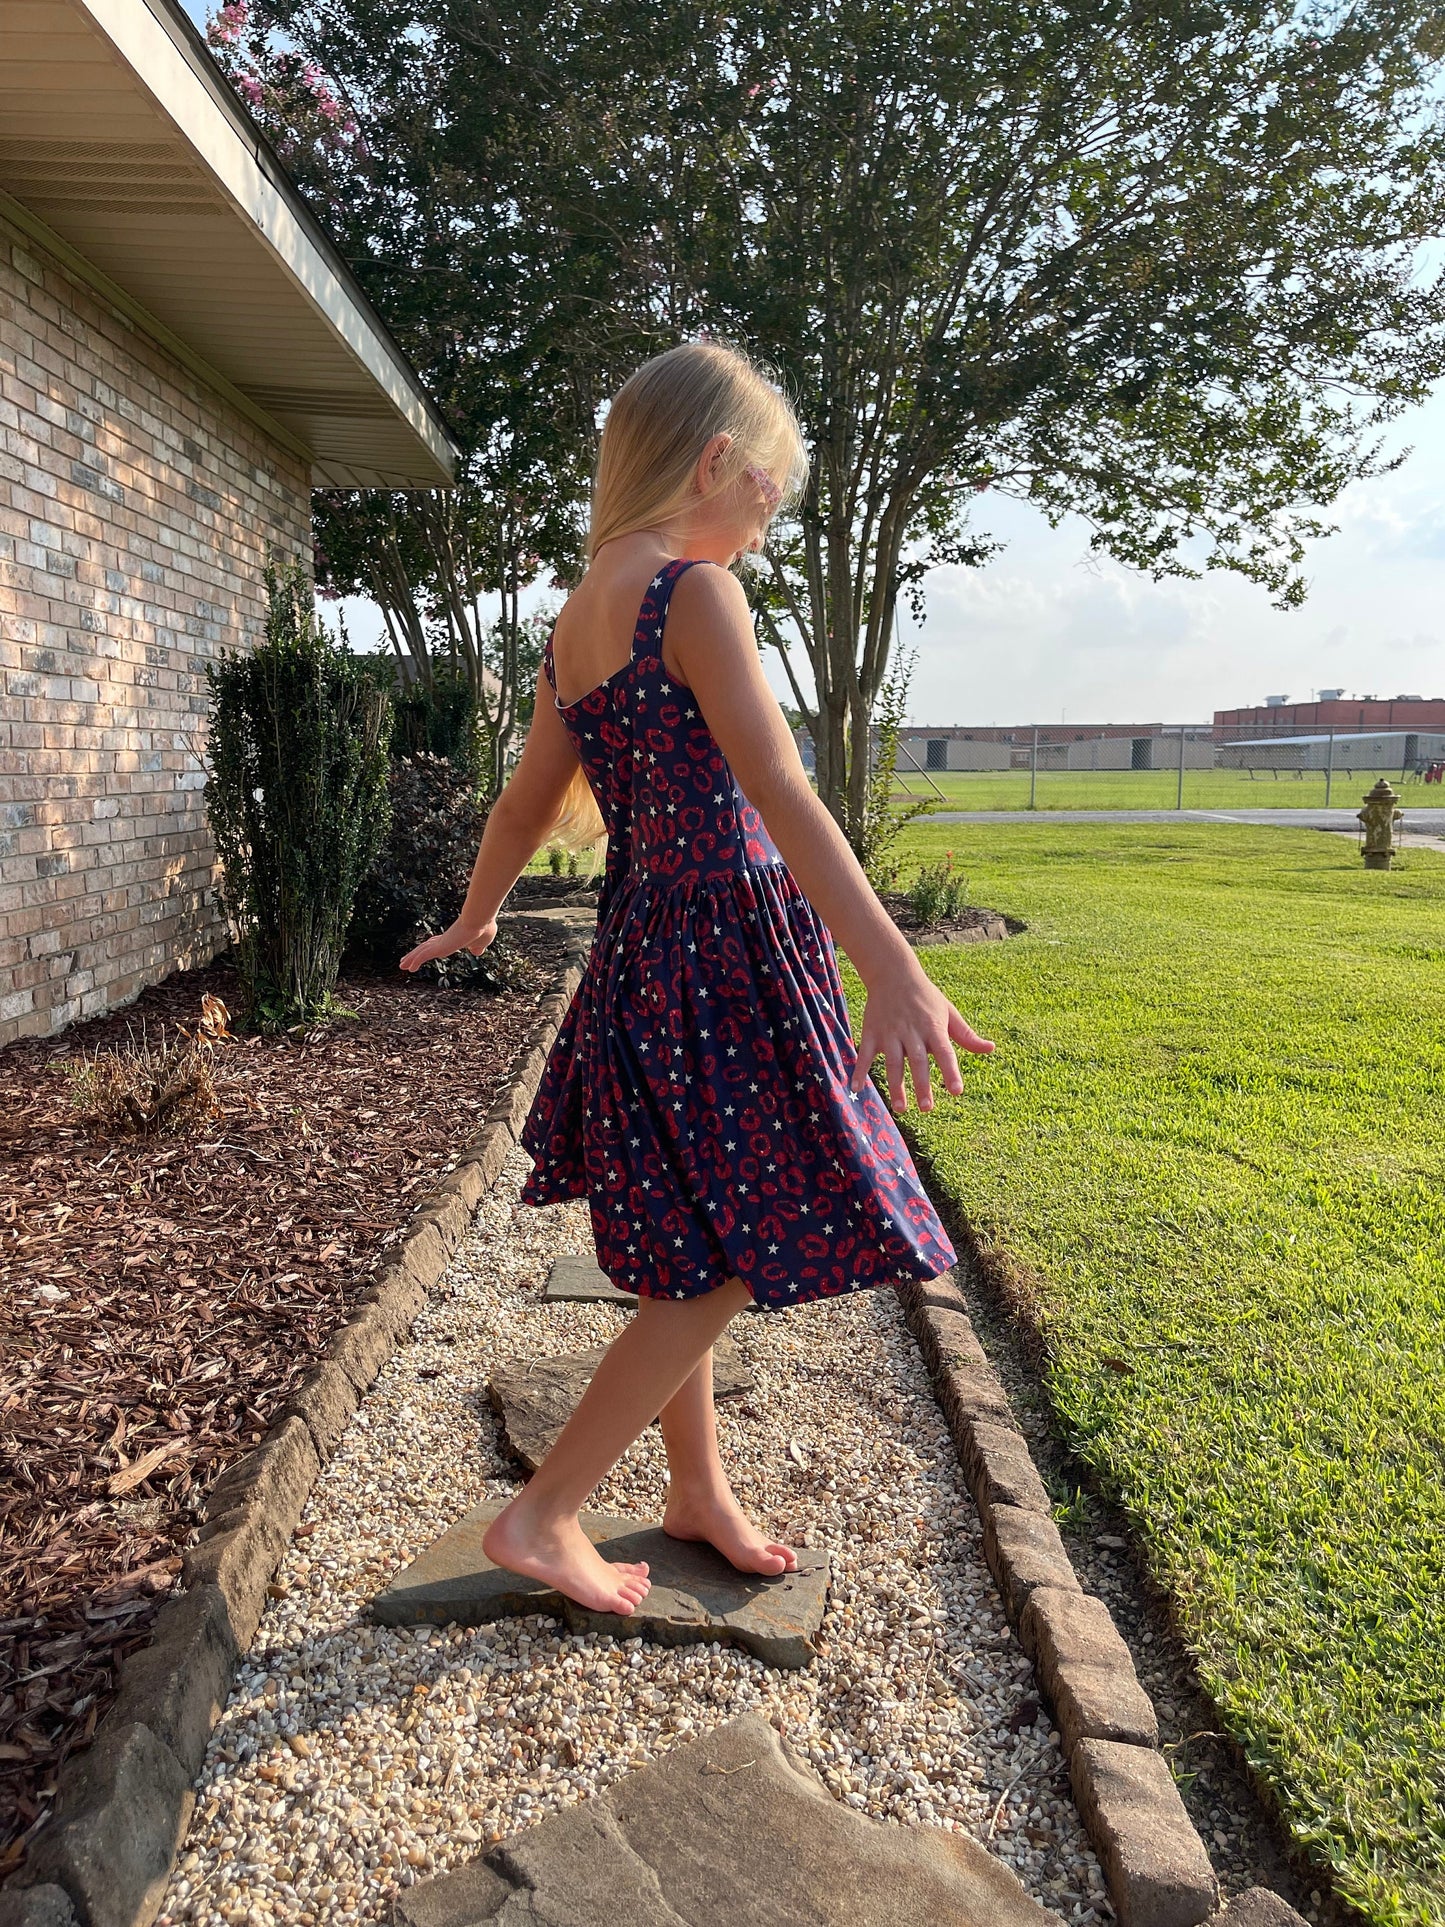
{"left": 893, "top": 387, "right": 1445, "bottom": 725}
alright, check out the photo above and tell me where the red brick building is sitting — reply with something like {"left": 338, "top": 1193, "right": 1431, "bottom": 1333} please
{"left": 1215, "top": 696, "right": 1445, "bottom": 732}
{"left": 0, "top": 0, "right": 456, "bottom": 1046}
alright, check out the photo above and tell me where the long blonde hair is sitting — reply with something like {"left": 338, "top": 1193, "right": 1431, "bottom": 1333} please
{"left": 546, "top": 339, "right": 808, "bottom": 853}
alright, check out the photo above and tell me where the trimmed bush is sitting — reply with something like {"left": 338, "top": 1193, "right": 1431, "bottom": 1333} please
{"left": 204, "top": 561, "right": 391, "bottom": 1031}
{"left": 349, "top": 753, "right": 537, "bottom": 993}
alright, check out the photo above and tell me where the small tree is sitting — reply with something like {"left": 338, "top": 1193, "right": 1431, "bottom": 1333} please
{"left": 205, "top": 560, "right": 392, "bottom": 1030}
{"left": 850, "top": 648, "right": 934, "bottom": 892}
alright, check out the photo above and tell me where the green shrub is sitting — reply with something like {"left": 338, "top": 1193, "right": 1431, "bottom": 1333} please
{"left": 350, "top": 753, "right": 536, "bottom": 993}
{"left": 204, "top": 560, "right": 391, "bottom": 1031}
{"left": 906, "top": 851, "right": 968, "bottom": 924}
{"left": 388, "top": 663, "right": 486, "bottom": 780}
{"left": 349, "top": 751, "right": 485, "bottom": 957}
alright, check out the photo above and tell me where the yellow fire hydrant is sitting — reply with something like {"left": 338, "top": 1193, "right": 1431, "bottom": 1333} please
{"left": 1358, "top": 777, "right": 1403, "bottom": 871}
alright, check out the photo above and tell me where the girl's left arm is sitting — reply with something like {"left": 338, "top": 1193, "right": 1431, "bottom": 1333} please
{"left": 398, "top": 664, "right": 586, "bottom": 972}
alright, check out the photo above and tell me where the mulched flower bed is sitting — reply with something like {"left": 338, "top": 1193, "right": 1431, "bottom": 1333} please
{"left": 877, "top": 896, "right": 1019, "bottom": 947}
{"left": 0, "top": 921, "right": 572, "bottom": 1868}
{"left": 507, "top": 872, "right": 602, "bottom": 907}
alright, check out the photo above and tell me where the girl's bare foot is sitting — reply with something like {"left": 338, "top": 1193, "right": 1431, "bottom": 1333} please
{"left": 663, "top": 1488, "right": 799, "bottom": 1576}
{"left": 482, "top": 1499, "right": 651, "bottom": 1614}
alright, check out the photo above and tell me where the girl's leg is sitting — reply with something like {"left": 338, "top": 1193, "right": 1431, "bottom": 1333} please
{"left": 482, "top": 1278, "right": 751, "bottom": 1613}
{"left": 658, "top": 1355, "right": 798, "bottom": 1575}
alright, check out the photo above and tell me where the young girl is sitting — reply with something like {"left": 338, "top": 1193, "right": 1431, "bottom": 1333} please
{"left": 400, "top": 341, "right": 993, "bottom": 1618}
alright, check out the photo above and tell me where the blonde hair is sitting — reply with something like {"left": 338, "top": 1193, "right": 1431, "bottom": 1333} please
{"left": 588, "top": 339, "right": 807, "bottom": 562}
{"left": 547, "top": 338, "right": 809, "bottom": 852}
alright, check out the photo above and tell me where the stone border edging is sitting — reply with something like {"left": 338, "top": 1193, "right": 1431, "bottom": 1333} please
{"left": 0, "top": 916, "right": 596, "bottom": 1927}
{"left": 898, "top": 1274, "right": 1222, "bottom": 1927}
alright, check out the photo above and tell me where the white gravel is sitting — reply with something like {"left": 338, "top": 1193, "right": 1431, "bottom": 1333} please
{"left": 156, "top": 1144, "right": 1110, "bottom": 1925}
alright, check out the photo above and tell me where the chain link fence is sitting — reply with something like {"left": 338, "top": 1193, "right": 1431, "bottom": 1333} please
{"left": 840, "top": 720, "right": 1445, "bottom": 811}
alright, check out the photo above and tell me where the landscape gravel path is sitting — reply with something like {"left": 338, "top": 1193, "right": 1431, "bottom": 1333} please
{"left": 155, "top": 1144, "right": 1109, "bottom": 1926}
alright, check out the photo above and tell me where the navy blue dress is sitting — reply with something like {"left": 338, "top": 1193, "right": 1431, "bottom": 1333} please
{"left": 519, "top": 557, "right": 958, "bottom": 1311}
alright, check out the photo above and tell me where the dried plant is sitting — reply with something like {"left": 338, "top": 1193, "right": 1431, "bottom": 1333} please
{"left": 65, "top": 995, "right": 234, "bottom": 1137}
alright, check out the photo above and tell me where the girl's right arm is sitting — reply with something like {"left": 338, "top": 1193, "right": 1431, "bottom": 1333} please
{"left": 665, "top": 564, "right": 994, "bottom": 1113}
{"left": 398, "top": 662, "right": 587, "bottom": 973}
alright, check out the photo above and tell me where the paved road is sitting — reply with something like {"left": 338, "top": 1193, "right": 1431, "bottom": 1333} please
{"left": 923, "top": 807, "right": 1445, "bottom": 832}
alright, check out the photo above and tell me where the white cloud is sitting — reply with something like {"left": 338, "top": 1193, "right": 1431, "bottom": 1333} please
{"left": 891, "top": 388, "right": 1445, "bottom": 723}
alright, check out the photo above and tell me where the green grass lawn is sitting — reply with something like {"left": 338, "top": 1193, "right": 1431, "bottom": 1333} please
{"left": 867, "top": 822, "right": 1445, "bottom": 1926}
{"left": 890, "top": 763, "right": 1424, "bottom": 812}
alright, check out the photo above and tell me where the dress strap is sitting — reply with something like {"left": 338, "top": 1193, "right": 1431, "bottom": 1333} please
{"left": 634, "top": 556, "right": 718, "bottom": 663}
{"left": 541, "top": 619, "right": 558, "bottom": 692}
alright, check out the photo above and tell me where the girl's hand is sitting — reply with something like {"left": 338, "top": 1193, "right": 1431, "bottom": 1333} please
{"left": 849, "top": 969, "right": 994, "bottom": 1114}
{"left": 398, "top": 919, "right": 497, "bottom": 974}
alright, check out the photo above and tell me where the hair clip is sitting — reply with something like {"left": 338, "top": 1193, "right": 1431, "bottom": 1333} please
{"left": 745, "top": 462, "right": 783, "bottom": 513}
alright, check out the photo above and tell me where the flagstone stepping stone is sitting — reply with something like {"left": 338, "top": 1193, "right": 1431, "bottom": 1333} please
{"left": 393, "top": 1710, "right": 1055, "bottom": 1926}
{"left": 488, "top": 1336, "right": 754, "bottom": 1472}
{"left": 541, "top": 1251, "right": 767, "bottom": 1309}
{"left": 371, "top": 1502, "right": 828, "bottom": 1667}
{"left": 541, "top": 1252, "right": 637, "bottom": 1306}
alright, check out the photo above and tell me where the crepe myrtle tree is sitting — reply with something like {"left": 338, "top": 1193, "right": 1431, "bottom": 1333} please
{"left": 313, "top": 463, "right": 580, "bottom": 801}
{"left": 688, "top": 0, "right": 1445, "bottom": 835}
{"left": 210, "top": 0, "right": 597, "bottom": 802}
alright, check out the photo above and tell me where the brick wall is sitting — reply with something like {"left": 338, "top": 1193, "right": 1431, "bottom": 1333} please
{"left": 0, "top": 213, "right": 311, "bottom": 1046}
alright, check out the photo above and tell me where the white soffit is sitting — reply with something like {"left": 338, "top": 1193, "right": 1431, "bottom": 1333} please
{"left": 0, "top": 0, "right": 457, "bottom": 486}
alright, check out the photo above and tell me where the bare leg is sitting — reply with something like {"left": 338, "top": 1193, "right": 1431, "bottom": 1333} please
{"left": 659, "top": 1354, "right": 798, "bottom": 1575}
{"left": 482, "top": 1279, "right": 752, "bottom": 1613}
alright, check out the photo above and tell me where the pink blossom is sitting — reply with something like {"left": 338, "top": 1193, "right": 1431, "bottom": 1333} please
{"left": 235, "top": 73, "right": 265, "bottom": 110}
{"left": 208, "top": 0, "right": 248, "bottom": 47}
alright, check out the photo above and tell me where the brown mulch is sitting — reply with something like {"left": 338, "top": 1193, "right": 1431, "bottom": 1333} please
{"left": 505, "top": 873, "right": 602, "bottom": 907}
{"left": 0, "top": 924, "right": 572, "bottom": 1865}
{"left": 877, "top": 896, "right": 1019, "bottom": 947}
